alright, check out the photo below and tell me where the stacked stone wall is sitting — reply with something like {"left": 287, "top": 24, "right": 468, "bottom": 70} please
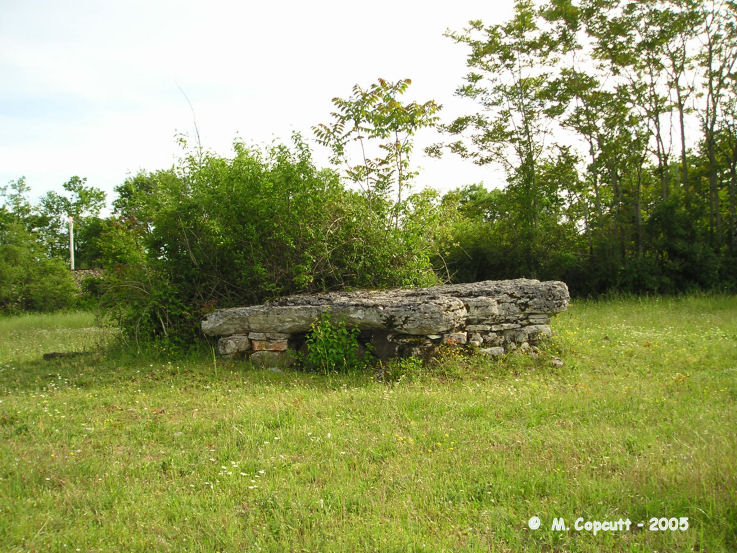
{"left": 201, "top": 279, "right": 569, "bottom": 367}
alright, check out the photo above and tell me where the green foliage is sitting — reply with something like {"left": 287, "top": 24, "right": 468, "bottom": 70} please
{"left": 76, "top": 274, "right": 106, "bottom": 310}
{"left": 314, "top": 78, "right": 440, "bottom": 223}
{"left": 430, "top": 0, "right": 737, "bottom": 296}
{"left": 1, "top": 175, "right": 109, "bottom": 270}
{"left": 37, "top": 176, "right": 106, "bottom": 265}
{"left": 99, "top": 135, "right": 441, "bottom": 346}
{"left": 0, "top": 177, "right": 34, "bottom": 222}
{"left": 39, "top": 176, "right": 106, "bottom": 222}
{"left": 0, "top": 223, "right": 77, "bottom": 313}
{"left": 300, "top": 311, "right": 365, "bottom": 374}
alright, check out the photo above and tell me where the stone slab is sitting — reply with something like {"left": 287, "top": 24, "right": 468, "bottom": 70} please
{"left": 202, "top": 279, "right": 569, "bottom": 338}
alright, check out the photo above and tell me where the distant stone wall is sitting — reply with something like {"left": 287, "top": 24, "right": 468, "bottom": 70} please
{"left": 201, "top": 279, "right": 569, "bottom": 368}
{"left": 71, "top": 268, "right": 103, "bottom": 290}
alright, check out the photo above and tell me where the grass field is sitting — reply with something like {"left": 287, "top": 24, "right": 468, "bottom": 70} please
{"left": 1, "top": 296, "right": 735, "bottom": 552}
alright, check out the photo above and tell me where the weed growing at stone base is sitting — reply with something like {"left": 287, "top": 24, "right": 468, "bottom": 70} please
{"left": 0, "top": 294, "right": 735, "bottom": 552}
{"left": 300, "top": 311, "right": 366, "bottom": 374}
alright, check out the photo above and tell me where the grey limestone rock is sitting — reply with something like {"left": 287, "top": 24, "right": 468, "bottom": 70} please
{"left": 202, "top": 279, "right": 569, "bottom": 363}
{"left": 480, "top": 347, "right": 505, "bottom": 357}
{"left": 202, "top": 293, "right": 466, "bottom": 336}
{"left": 525, "top": 325, "right": 552, "bottom": 342}
{"left": 248, "top": 332, "right": 290, "bottom": 341}
{"left": 217, "top": 334, "right": 251, "bottom": 357}
{"left": 469, "top": 333, "right": 483, "bottom": 347}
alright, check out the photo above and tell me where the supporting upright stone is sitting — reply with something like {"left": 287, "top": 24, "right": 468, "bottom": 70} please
{"left": 217, "top": 335, "right": 251, "bottom": 358}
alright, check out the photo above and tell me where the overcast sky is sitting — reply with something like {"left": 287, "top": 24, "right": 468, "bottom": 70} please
{"left": 0, "top": 0, "right": 516, "bottom": 205}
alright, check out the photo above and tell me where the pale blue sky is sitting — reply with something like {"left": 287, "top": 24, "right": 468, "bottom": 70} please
{"left": 0, "top": 0, "right": 514, "bottom": 205}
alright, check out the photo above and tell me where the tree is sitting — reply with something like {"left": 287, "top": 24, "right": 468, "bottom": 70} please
{"left": 661, "top": 0, "right": 702, "bottom": 193}
{"left": 433, "top": 0, "right": 736, "bottom": 294}
{"left": 696, "top": 0, "right": 737, "bottom": 246}
{"left": 38, "top": 176, "right": 106, "bottom": 265}
{"left": 313, "top": 78, "right": 440, "bottom": 226}
{"left": 0, "top": 177, "right": 34, "bottom": 222}
{"left": 0, "top": 222, "right": 77, "bottom": 312}
{"left": 430, "top": 1, "right": 561, "bottom": 235}
{"left": 428, "top": 0, "right": 577, "bottom": 280}
{"left": 100, "top": 135, "right": 442, "bottom": 345}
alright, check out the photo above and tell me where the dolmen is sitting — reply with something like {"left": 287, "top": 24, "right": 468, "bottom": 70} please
{"left": 201, "top": 279, "right": 569, "bottom": 367}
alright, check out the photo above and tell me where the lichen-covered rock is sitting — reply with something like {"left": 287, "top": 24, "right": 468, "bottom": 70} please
{"left": 480, "top": 347, "right": 505, "bottom": 357}
{"left": 202, "top": 294, "right": 466, "bottom": 336}
{"left": 217, "top": 334, "right": 251, "bottom": 358}
{"left": 202, "top": 279, "right": 569, "bottom": 363}
{"left": 248, "top": 332, "right": 290, "bottom": 341}
{"left": 469, "top": 333, "right": 483, "bottom": 347}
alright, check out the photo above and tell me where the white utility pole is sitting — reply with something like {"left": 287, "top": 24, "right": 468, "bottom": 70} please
{"left": 68, "top": 215, "right": 75, "bottom": 271}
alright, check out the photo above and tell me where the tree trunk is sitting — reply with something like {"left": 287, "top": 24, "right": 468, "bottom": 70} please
{"left": 707, "top": 128, "right": 721, "bottom": 247}
{"left": 729, "top": 141, "right": 737, "bottom": 251}
{"left": 588, "top": 141, "right": 602, "bottom": 218}
{"left": 676, "top": 85, "right": 689, "bottom": 192}
{"left": 636, "top": 165, "right": 643, "bottom": 259}
{"left": 610, "top": 165, "right": 625, "bottom": 262}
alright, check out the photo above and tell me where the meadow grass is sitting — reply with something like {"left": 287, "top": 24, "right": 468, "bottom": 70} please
{"left": 0, "top": 311, "right": 111, "bottom": 364}
{"left": 0, "top": 295, "right": 735, "bottom": 552}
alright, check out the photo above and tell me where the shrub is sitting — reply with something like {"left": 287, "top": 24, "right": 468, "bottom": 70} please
{"left": 76, "top": 274, "right": 105, "bottom": 310}
{"left": 300, "top": 311, "right": 365, "bottom": 374}
{"left": 101, "top": 135, "right": 442, "bottom": 347}
{"left": 0, "top": 223, "right": 77, "bottom": 313}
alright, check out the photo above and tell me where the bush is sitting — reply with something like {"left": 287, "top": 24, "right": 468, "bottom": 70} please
{"left": 76, "top": 274, "right": 105, "bottom": 310}
{"left": 300, "top": 311, "right": 365, "bottom": 374}
{"left": 101, "top": 135, "right": 442, "bottom": 347}
{"left": 0, "top": 223, "right": 77, "bottom": 313}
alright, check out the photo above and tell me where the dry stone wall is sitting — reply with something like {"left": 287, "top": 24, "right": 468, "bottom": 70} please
{"left": 201, "top": 279, "right": 569, "bottom": 367}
